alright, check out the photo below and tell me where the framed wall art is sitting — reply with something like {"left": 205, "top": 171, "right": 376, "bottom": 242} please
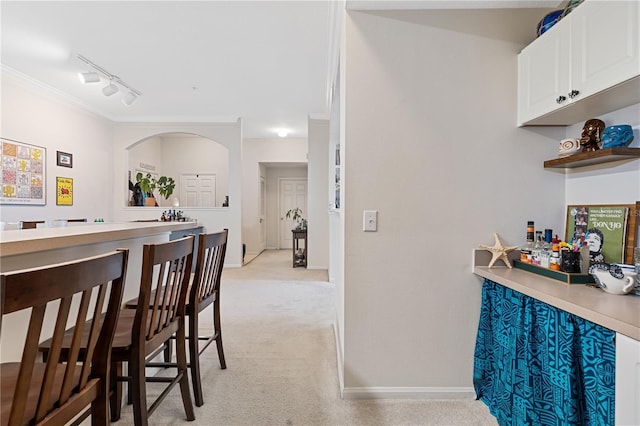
{"left": 1, "top": 137, "right": 46, "bottom": 205}
{"left": 56, "top": 176, "right": 73, "bottom": 206}
{"left": 56, "top": 151, "right": 73, "bottom": 168}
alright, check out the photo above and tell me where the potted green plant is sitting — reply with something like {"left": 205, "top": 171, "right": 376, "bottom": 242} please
{"left": 285, "top": 208, "right": 306, "bottom": 229}
{"left": 136, "top": 172, "right": 176, "bottom": 206}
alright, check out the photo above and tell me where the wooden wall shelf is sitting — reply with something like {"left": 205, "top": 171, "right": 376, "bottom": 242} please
{"left": 544, "top": 147, "right": 640, "bottom": 169}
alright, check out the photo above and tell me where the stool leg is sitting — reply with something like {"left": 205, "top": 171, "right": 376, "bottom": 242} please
{"left": 177, "top": 318, "right": 196, "bottom": 420}
{"left": 131, "top": 349, "right": 149, "bottom": 426}
{"left": 189, "top": 313, "right": 204, "bottom": 407}
{"left": 110, "top": 361, "right": 122, "bottom": 422}
{"left": 164, "top": 340, "right": 173, "bottom": 363}
{"left": 214, "top": 299, "right": 226, "bottom": 369}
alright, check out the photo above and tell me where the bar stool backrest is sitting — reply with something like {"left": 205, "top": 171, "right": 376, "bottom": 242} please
{"left": 134, "top": 236, "right": 195, "bottom": 348}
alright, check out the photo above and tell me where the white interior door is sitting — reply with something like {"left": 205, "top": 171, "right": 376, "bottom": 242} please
{"left": 279, "top": 179, "right": 307, "bottom": 249}
{"left": 180, "top": 173, "right": 216, "bottom": 207}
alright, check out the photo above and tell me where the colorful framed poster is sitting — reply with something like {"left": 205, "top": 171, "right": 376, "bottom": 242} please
{"left": 1, "top": 138, "right": 46, "bottom": 205}
{"left": 56, "top": 151, "right": 73, "bottom": 168}
{"left": 565, "top": 204, "right": 630, "bottom": 264}
{"left": 56, "top": 176, "right": 73, "bottom": 206}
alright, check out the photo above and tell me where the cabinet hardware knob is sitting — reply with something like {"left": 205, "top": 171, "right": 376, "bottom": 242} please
{"left": 568, "top": 89, "right": 580, "bottom": 99}
{"left": 556, "top": 95, "right": 567, "bottom": 104}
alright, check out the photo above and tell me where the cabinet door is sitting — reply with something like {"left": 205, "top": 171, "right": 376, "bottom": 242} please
{"left": 517, "top": 21, "right": 570, "bottom": 125}
{"left": 571, "top": 0, "right": 640, "bottom": 101}
{"left": 616, "top": 333, "right": 640, "bottom": 425}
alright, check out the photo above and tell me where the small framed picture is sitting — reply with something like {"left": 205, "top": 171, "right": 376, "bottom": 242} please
{"left": 57, "top": 151, "right": 73, "bottom": 168}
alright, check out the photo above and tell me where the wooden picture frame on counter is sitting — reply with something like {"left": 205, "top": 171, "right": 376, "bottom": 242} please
{"left": 565, "top": 203, "right": 638, "bottom": 265}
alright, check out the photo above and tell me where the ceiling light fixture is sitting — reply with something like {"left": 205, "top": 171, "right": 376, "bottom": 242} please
{"left": 102, "top": 80, "right": 119, "bottom": 96}
{"left": 77, "top": 54, "right": 142, "bottom": 103}
{"left": 277, "top": 130, "right": 289, "bottom": 138}
{"left": 78, "top": 71, "right": 100, "bottom": 84}
{"left": 122, "top": 91, "right": 138, "bottom": 106}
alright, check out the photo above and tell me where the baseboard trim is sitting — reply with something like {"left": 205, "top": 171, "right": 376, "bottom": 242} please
{"left": 341, "top": 387, "right": 477, "bottom": 400}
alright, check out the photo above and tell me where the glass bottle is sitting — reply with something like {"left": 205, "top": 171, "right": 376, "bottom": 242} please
{"left": 532, "top": 231, "right": 543, "bottom": 265}
{"left": 520, "top": 221, "right": 535, "bottom": 263}
{"left": 550, "top": 244, "right": 561, "bottom": 270}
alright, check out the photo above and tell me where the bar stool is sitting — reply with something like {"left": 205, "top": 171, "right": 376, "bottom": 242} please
{"left": 1, "top": 249, "right": 129, "bottom": 426}
{"left": 125, "top": 229, "right": 228, "bottom": 406}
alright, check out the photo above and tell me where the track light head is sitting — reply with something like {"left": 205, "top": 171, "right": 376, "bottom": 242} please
{"left": 102, "top": 81, "right": 119, "bottom": 96}
{"left": 122, "top": 91, "right": 138, "bottom": 106}
{"left": 78, "top": 71, "right": 100, "bottom": 84}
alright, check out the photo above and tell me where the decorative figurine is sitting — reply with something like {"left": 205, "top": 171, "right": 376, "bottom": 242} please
{"left": 601, "top": 125, "right": 634, "bottom": 149}
{"left": 579, "top": 118, "right": 605, "bottom": 152}
{"left": 479, "top": 233, "right": 518, "bottom": 268}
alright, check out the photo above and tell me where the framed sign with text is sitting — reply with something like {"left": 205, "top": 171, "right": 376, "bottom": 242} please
{"left": 56, "top": 176, "right": 73, "bottom": 206}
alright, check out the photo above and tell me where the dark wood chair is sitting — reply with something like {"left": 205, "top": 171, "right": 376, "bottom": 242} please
{"left": 125, "top": 229, "right": 228, "bottom": 406}
{"left": 1, "top": 249, "right": 129, "bottom": 426}
{"left": 40, "top": 236, "right": 196, "bottom": 426}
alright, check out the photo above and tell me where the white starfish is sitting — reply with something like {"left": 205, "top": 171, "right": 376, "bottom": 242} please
{"left": 479, "top": 233, "right": 518, "bottom": 268}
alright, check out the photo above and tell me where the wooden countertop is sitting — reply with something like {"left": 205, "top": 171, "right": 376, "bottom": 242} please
{"left": 473, "top": 250, "right": 640, "bottom": 341}
{"left": 0, "top": 221, "right": 201, "bottom": 257}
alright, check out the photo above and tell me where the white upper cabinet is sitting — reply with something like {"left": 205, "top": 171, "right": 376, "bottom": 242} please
{"left": 518, "top": 0, "right": 640, "bottom": 126}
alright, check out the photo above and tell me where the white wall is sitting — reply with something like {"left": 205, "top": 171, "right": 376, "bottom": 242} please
{"left": 308, "top": 118, "right": 330, "bottom": 269}
{"left": 1, "top": 71, "right": 114, "bottom": 223}
{"left": 112, "top": 121, "right": 244, "bottom": 267}
{"left": 242, "top": 137, "right": 308, "bottom": 255}
{"left": 339, "top": 9, "right": 567, "bottom": 396}
{"left": 159, "top": 134, "right": 230, "bottom": 208}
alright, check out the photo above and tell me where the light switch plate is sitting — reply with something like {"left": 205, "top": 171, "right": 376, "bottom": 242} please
{"left": 363, "top": 210, "right": 377, "bottom": 232}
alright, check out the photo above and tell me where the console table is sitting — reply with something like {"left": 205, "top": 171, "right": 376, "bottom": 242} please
{"left": 292, "top": 229, "right": 307, "bottom": 268}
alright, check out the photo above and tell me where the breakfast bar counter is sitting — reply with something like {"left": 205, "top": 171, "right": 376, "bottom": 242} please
{"left": 0, "top": 221, "right": 203, "bottom": 362}
{"left": 0, "top": 220, "right": 200, "bottom": 258}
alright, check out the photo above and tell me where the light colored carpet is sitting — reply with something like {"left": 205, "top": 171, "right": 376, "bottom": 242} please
{"left": 113, "top": 250, "right": 497, "bottom": 426}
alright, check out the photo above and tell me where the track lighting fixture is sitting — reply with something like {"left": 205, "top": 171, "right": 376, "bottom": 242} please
{"left": 122, "top": 91, "right": 138, "bottom": 106}
{"left": 102, "top": 80, "right": 119, "bottom": 96}
{"left": 77, "top": 54, "right": 141, "bottom": 104}
{"left": 79, "top": 71, "right": 100, "bottom": 84}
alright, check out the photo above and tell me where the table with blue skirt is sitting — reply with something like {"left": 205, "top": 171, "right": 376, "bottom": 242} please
{"left": 473, "top": 279, "right": 615, "bottom": 426}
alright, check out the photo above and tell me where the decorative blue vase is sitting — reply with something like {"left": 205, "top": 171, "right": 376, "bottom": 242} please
{"left": 601, "top": 125, "right": 634, "bottom": 148}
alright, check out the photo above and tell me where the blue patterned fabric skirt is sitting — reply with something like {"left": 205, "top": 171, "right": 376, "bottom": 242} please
{"left": 473, "top": 279, "right": 615, "bottom": 426}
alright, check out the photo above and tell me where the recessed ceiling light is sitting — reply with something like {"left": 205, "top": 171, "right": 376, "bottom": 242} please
{"left": 277, "top": 130, "right": 289, "bottom": 137}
